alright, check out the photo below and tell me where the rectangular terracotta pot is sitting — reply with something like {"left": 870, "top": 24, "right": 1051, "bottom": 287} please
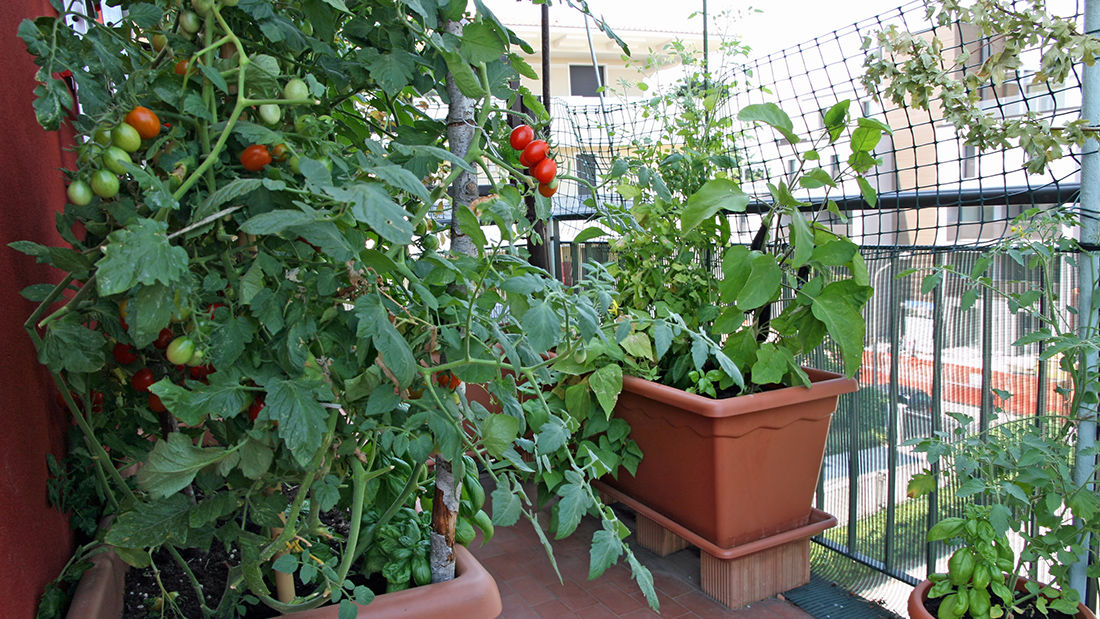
{"left": 603, "top": 367, "right": 857, "bottom": 548}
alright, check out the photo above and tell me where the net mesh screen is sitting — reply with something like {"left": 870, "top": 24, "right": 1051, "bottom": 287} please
{"left": 546, "top": 0, "right": 1083, "bottom": 249}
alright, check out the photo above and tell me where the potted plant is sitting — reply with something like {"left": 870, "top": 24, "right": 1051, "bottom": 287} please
{"left": 562, "top": 95, "right": 887, "bottom": 545}
{"left": 900, "top": 205, "right": 1099, "bottom": 619}
{"left": 16, "top": 0, "right": 662, "bottom": 616}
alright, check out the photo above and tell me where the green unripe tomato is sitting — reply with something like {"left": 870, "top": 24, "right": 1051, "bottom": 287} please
{"left": 572, "top": 348, "right": 588, "bottom": 364}
{"left": 111, "top": 123, "right": 142, "bottom": 153}
{"left": 93, "top": 127, "right": 112, "bottom": 146}
{"left": 152, "top": 34, "right": 168, "bottom": 52}
{"left": 258, "top": 103, "right": 282, "bottom": 125}
{"left": 102, "top": 146, "right": 132, "bottom": 174}
{"left": 166, "top": 336, "right": 195, "bottom": 365}
{"left": 293, "top": 114, "right": 313, "bottom": 133}
{"left": 186, "top": 347, "right": 205, "bottom": 367}
{"left": 300, "top": 21, "right": 313, "bottom": 37}
{"left": 179, "top": 10, "right": 201, "bottom": 35}
{"left": 288, "top": 155, "right": 300, "bottom": 174}
{"left": 90, "top": 169, "right": 120, "bottom": 198}
{"left": 191, "top": 0, "right": 214, "bottom": 16}
{"left": 67, "top": 180, "right": 93, "bottom": 205}
{"left": 283, "top": 78, "right": 309, "bottom": 101}
{"left": 421, "top": 234, "right": 438, "bottom": 251}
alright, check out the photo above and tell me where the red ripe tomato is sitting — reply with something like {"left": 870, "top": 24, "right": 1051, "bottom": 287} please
{"left": 248, "top": 397, "right": 265, "bottom": 421}
{"left": 240, "top": 144, "right": 272, "bottom": 171}
{"left": 520, "top": 140, "right": 548, "bottom": 167}
{"left": 113, "top": 342, "right": 138, "bottom": 365}
{"left": 90, "top": 391, "right": 104, "bottom": 413}
{"left": 154, "top": 328, "right": 174, "bottom": 349}
{"left": 532, "top": 157, "right": 557, "bottom": 184}
{"left": 148, "top": 393, "right": 166, "bottom": 413}
{"left": 509, "top": 125, "right": 534, "bottom": 150}
{"left": 132, "top": 368, "right": 156, "bottom": 392}
{"left": 174, "top": 60, "right": 189, "bottom": 75}
{"left": 538, "top": 181, "right": 558, "bottom": 198}
{"left": 190, "top": 364, "right": 215, "bottom": 381}
{"left": 124, "top": 106, "right": 161, "bottom": 140}
{"left": 272, "top": 143, "right": 289, "bottom": 161}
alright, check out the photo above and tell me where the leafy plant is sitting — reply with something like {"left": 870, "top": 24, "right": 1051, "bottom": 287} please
{"left": 16, "top": 0, "right": 661, "bottom": 615}
{"left": 905, "top": 207, "right": 1100, "bottom": 617}
{"left": 589, "top": 100, "right": 888, "bottom": 395}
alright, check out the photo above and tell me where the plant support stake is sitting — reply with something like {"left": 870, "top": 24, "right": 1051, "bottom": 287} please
{"left": 1071, "top": 0, "right": 1100, "bottom": 602}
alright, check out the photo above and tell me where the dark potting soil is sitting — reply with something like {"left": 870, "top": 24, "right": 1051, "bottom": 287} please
{"left": 121, "top": 509, "right": 376, "bottom": 618}
{"left": 922, "top": 592, "right": 1079, "bottom": 619}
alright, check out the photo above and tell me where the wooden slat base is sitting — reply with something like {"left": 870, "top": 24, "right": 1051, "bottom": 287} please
{"left": 635, "top": 514, "right": 690, "bottom": 556}
{"left": 700, "top": 538, "right": 811, "bottom": 609}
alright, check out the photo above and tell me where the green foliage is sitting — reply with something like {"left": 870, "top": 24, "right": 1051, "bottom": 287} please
{"left": 863, "top": 0, "right": 1100, "bottom": 173}
{"left": 599, "top": 99, "right": 884, "bottom": 394}
{"left": 18, "top": 0, "right": 658, "bottom": 615}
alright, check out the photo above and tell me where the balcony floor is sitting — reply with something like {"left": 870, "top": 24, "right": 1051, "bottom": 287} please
{"left": 468, "top": 505, "right": 814, "bottom": 619}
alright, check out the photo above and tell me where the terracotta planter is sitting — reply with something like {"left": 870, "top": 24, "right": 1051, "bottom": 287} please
{"left": 602, "top": 367, "right": 857, "bottom": 548}
{"left": 66, "top": 545, "right": 500, "bottom": 619}
{"left": 908, "top": 578, "right": 1096, "bottom": 619}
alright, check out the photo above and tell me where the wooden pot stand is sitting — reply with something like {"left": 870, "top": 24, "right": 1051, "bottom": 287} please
{"left": 596, "top": 481, "right": 836, "bottom": 610}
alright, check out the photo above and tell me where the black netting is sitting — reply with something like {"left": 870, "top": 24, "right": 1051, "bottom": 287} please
{"left": 547, "top": 0, "right": 1083, "bottom": 250}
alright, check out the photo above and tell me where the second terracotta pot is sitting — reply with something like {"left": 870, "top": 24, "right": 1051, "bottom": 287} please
{"left": 603, "top": 367, "right": 856, "bottom": 548}
{"left": 908, "top": 578, "right": 1096, "bottom": 619}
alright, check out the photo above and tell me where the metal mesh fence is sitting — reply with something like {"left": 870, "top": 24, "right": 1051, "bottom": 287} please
{"left": 545, "top": 0, "right": 1089, "bottom": 616}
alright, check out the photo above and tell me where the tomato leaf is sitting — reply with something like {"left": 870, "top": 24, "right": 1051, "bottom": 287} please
{"left": 552, "top": 474, "right": 591, "bottom": 539}
{"left": 137, "top": 432, "right": 232, "bottom": 499}
{"left": 460, "top": 20, "right": 508, "bottom": 64}
{"left": 264, "top": 377, "right": 331, "bottom": 467}
{"left": 681, "top": 178, "right": 749, "bottom": 232}
{"left": 482, "top": 414, "right": 519, "bottom": 458}
{"left": 589, "top": 528, "right": 623, "bottom": 579}
{"left": 104, "top": 495, "right": 191, "bottom": 549}
{"left": 337, "top": 183, "right": 415, "bottom": 245}
{"left": 96, "top": 218, "right": 189, "bottom": 297}
{"left": 442, "top": 50, "right": 486, "bottom": 99}
{"left": 354, "top": 294, "right": 416, "bottom": 387}
{"left": 521, "top": 301, "right": 561, "bottom": 353}
{"left": 490, "top": 481, "right": 522, "bottom": 527}
{"left": 39, "top": 316, "right": 106, "bottom": 374}
{"left": 589, "top": 364, "right": 622, "bottom": 419}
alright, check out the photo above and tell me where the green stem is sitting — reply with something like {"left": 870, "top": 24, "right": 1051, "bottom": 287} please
{"left": 167, "top": 544, "right": 213, "bottom": 617}
{"left": 355, "top": 461, "right": 425, "bottom": 556}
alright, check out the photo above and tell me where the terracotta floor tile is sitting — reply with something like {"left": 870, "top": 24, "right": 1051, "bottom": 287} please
{"left": 508, "top": 575, "right": 557, "bottom": 606}
{"left": 531, "top": 598, "right": 582, "bottom": 618}
{"left": 548, "top": 580, "right": 601, "bottom": 611}
{"left": 587, "top": 583, "right": 646, "bottom": 615}
{"left": 673, "top": 590, "right": 738, "bottom": 618}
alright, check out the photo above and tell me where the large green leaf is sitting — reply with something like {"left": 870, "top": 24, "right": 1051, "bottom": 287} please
{"left": 442, "top": 50, "right": 486, "bottom": 98}
{"left": 96, "top": 218, "right": 189, "bottom": 296}
{"left": 589, "top": 364, "right": 622, "bottom": 419}
{"left": 138, "top": 433, "right": 232, "bottom": 500}
{"left": 460, "top": 20, "right": 507, "bottom": 64}
{"left": 736, "top": 254, "right": 781, "bottom": 310}
{"left": 265, "top": 377, "right": 330, "bottom": 466}
{"left": 738, "top": 103, "right": 800, "bottom": 143}
{"left": 354, "top": 294, "right": 416, "bottom": 387}
{"left": 490, "top": 482, "right": 522, "bottom": 526}
{"left": 39, "top": 316, "right": 105, "bottom": 374}
{"left": 810, "top": 280, "right": 872, "bottom": 376}
{"left": 105, "top": 494, "right": 192, "bottom": 549}
{"left": 521, "top": 301, "right": 561, "bottom": 353}
{"left": 552, "top": 473, "right": 591, "bottom": 539}
{"left": 339, "top": 183, "right": 414, "bottom": 245}
{"left": 150, "top": 373, "right": 251, "bottom": 426}
{"left": 482, "top": 414, "right": 519, "bottom": 458}
{"left": 128, "top": 283, "right": 175, "bottom": 348}
{"left": 589, "top": 528, "right": 623, "bottom": 579}
{"left": 681, "top": 179, "right": 749, "bottom": 232}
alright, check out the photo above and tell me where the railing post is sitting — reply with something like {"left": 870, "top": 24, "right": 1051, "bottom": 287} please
{"left": 1071, "top": 0, "right": 1100, "bottom": 602}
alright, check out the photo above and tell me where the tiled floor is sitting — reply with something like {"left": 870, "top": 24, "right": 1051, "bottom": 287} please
{"left": 468, "top": 505, "right": 813, "bottom": 619}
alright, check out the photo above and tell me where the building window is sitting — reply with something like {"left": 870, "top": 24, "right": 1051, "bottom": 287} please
{"left": 959, "top": 205, "right": 983, "bottom": 224}
{"left": 569, "top": 65, "right": 606, "bottom": 97}
{"left": 962, "top": 144, "right": 977, "bottom": 179}
{"left": 576, "top": 153, "right": 598, "bottom": 197}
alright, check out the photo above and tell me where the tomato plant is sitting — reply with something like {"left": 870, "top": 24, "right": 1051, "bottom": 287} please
{"left": 509, "top": 124, "right": 534, "bottom": 150}
{"left": 17, "top": 1, "right": 660, "bottom": 615}
{"left": 538, "top": 180, "right": 558, "bottom": 198}
{"left": 240, "top": 144, "right": 272, "bottom": 171}
{"left": 123, "top": 106, "right": 160, "bottom": 140}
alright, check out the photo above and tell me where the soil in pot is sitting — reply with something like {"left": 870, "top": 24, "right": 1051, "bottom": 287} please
{"left": 122, "top": 510, "right": 368, "bottom": 618}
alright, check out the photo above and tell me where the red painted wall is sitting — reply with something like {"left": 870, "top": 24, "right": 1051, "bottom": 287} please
{"left": 0, "top": 1, "right": 78, "bottom": 617}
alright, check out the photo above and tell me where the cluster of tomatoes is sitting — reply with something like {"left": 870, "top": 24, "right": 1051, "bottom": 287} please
{"left": 66, "top": 106, "right": 163, "bottom": 205}
{"left": 103, "top": 302, "right": 266, "bottom": 421}
{"left": 509, "top": 124, "right": 558, "bottom": 197}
